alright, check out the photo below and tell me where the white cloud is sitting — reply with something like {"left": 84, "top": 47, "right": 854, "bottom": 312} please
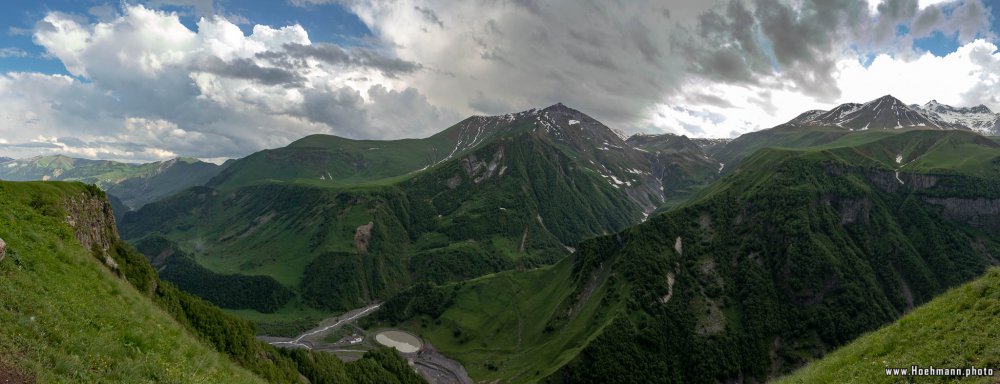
{"left": 0, "top": 4, "right": 454, "bottom": 162}
{"left": 648, "top": 39, "right": 1000, "bottom": 138}
{"left": 2, "top": 0, "right": 999, "bottom": 162}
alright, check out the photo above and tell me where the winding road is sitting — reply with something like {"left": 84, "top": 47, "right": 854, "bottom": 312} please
{"left": 261, "top": 302, "right": 472, "bottom": 384}
{"left": 263, "top": 303, "right": 381, "bottom": 350}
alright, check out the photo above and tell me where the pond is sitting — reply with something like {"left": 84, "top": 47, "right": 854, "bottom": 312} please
{"left": 374, "top": 330, "right": 422, "bottom": 353}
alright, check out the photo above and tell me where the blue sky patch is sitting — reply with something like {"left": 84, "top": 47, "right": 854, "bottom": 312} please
{"left": 0, "top": 0, "right": 374, "bottom": 75}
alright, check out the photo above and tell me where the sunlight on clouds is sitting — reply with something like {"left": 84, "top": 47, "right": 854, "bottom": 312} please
{"left": 2, "top": 4, "right": 453, "bottom": 162}
{"left": 647, "top": 39, "right": 1000, "bottom": 138}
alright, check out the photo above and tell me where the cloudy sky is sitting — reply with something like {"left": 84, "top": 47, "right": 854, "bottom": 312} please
{"left": 0, "top": 0, "right": 998, "bottom": 162}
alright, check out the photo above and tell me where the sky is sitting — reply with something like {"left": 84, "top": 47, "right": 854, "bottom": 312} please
{"left": 0, "top": 0, "right": 998, "bottom": 162}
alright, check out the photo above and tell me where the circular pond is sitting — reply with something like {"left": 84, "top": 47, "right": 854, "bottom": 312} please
{"left": 374, "top": 330, "right": 423, "bottom": 353}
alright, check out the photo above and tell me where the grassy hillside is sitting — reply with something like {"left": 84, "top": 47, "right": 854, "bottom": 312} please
{"left": 775, "top": 268, "right": 1000, "bottom": 384}
{"left": 711, "top": 124, "right": 850, "bottom": 169}
{"left": 0, "top": 181, "right": 262, "bottom": 383}
{"left": 370, "top": 257, "right": 625, "bottom": 382}
{"left": 206, "top": 134, "right": 456, "bottom": 190}
{"left": 378, "top": 128, "right": 1000, "bottom": 383}
{"left": 0, "top": 180, "right": 426, "bottom": 383}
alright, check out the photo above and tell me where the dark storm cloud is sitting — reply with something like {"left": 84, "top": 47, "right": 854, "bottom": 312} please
{"left": 414, "top": 6, "right": 444, "bottom": 28}
{"left": 193, "top": 56, "right": 306, "bottom": 86}
{"left": 911, "top": 5, "right": 944, "bottom": 36}
{"left": 674, "top": 0, "right": 993, "bottom": 101}
{"left": 297, "top": 84, "right": 458, "bottom": 139}
{"left": 873, "top": 0, "right": 918, "bottom": 45}
{"left": 689, "top": 93, "right": 736, "bottom": 109}
{"left": 259, "top": 43, "right": 421, "bottom": 78}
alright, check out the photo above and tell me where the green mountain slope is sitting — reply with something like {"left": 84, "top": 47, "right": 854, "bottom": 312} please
{"left": 379, "top": 128, "right": 1000, "bottom": 383}
{"left": 711, "top": 124, "right": 850, "bottom": 170}
{"left": 369, "top": 256, "right": 624, "bottom": 382}
{"left": 121, "top": 125, "right": 645, "bottom": 314}
{"left": 775, "top": 268, "right": 1000, "bottom": 384}
{"left": 0, "top": 155, "right": 223, "bottom": 210}
{"left": 121, "top": 104, "right": 718, "bottom": 320}
{"left": 0, "top": 180, "right": 426, "bottom": 383}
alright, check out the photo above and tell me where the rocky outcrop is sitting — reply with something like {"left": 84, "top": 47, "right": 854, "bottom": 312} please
{"left": 837, "top": 198, "right": 872, "bottom": 225}
{"left": 922, "top": 197, "right": 1000, "bottom": 231}
{"left": 354, "top": 221, "right": 374, "bottom": 253}
{"left": 62, "top": 192, "right": 119, "bottom": 255}
{"left": 460, "top": 145, "right": 505, "bottom": 184}
{"left": 862, "top": 169, "right": 939, "bottom": 192}
{"left": 0, "top": 238, "right": 6, "bottom": 262}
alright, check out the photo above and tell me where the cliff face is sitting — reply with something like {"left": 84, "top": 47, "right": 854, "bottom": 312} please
{"left": 62, "top": 192, "right": 120, "bottom": 264}
{"left": 862, "top": 169, "right": 939, "bottom": 192}
{"left": 923, "top": 197, "right": 1000, "bottom": 231}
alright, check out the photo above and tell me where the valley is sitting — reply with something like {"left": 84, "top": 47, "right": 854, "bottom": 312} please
{"left": 4, "top": 95, "right": 1000, "bottom": 384}
{"left": 7, "top": 2, "right": 1000, "bottom": 383}
{"left": 117, "top": 104, "right": 719, "bottom": 330}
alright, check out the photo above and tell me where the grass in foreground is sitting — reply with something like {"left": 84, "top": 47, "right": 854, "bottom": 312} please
{"left": 0, "top": 181, "right": 262, "bottom": 383}
{"left": 775, "top": 268, "right": 1000, "bottom": 384}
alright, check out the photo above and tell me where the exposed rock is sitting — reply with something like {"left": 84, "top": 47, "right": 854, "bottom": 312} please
{"left": 103, "top": 255, "right": 119, "bottom": 272}
{"left": 862, "top": 169, "right": 938, "bottom": 192}
{"left": 460, "top": 145, "right": 505, "bottom": 184}
{"left": 826, "top": 165, "right": 938, "bottom": 192}
{"left": 659, "top": 272, "right": 675, "bottom": 304}
{"left": 0, "top": 238, "right": 6, "bottom": 262}
{"left": 836, "top": 198, "right": 872, "bottom": 225}
{"left": 922, "top": 197, "right": 1000, "bottom": 231}
{"left": 62, "top": 193, "right": 119, "bottom": 255}
{"left": 694, "top": 294, "right": 725, "bottom": 335}
{"left": 354, "top": 221, "right": 374, "bottom": 253}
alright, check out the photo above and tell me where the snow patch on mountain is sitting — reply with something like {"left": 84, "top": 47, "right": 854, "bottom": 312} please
{"left": 911, "top": 100, "right": 1000, "bottom": 136}
{"left": 790, "top": 95, "right": 1000, "bottom": 135}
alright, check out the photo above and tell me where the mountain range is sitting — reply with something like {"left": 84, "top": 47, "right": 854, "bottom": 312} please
{"left": 791, "top": 94, "right": 1000, "bottom": 135}
{"left": 118, "top": 104, "right": 721, "bottom": 320}
{"left": 376, "top": 123, "right": 1000, "bottom": 383}
{"left": 0, "top": 155, "right": 226, "bottom": 215}
{"left": 3, "top": 95, "right": 1000, "bottom": 383}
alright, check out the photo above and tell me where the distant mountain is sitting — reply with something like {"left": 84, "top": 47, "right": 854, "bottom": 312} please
{"left": 121, "top": 104, "right": 720, "bottom": 316}
{"left": 911, "top": 99, "right": 1000, "bottom": 136}
{"left": 0, "top": 155, "right": 225, "bottom": 211}
{"left": 790, "top": 95, "right": 940, "bottom": 130}
{"left": 791, "top": 94, "right": 1000, "bottom": 135}
{"left": 716, "top": 95, "right": 1000, "bottom": 170}
{"left": 626, "top": 133, "right": 722, "bottom": 207}
{"left": 689, "top": 137, "right": 732, "bottom": 155}
{"left": 210, "top": 103, "right": 667, "bottom": 212}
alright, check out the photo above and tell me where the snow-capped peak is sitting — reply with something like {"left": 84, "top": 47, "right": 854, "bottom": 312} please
{"left": 787, "top": 95, "right": 999, "bottom": 135}
{"left": 913, "top": 100, "right": 999, "bottom": 135}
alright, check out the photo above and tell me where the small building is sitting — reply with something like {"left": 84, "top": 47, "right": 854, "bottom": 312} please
{"left": 339, "top": 334, "right": 364, "bottom": 345}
